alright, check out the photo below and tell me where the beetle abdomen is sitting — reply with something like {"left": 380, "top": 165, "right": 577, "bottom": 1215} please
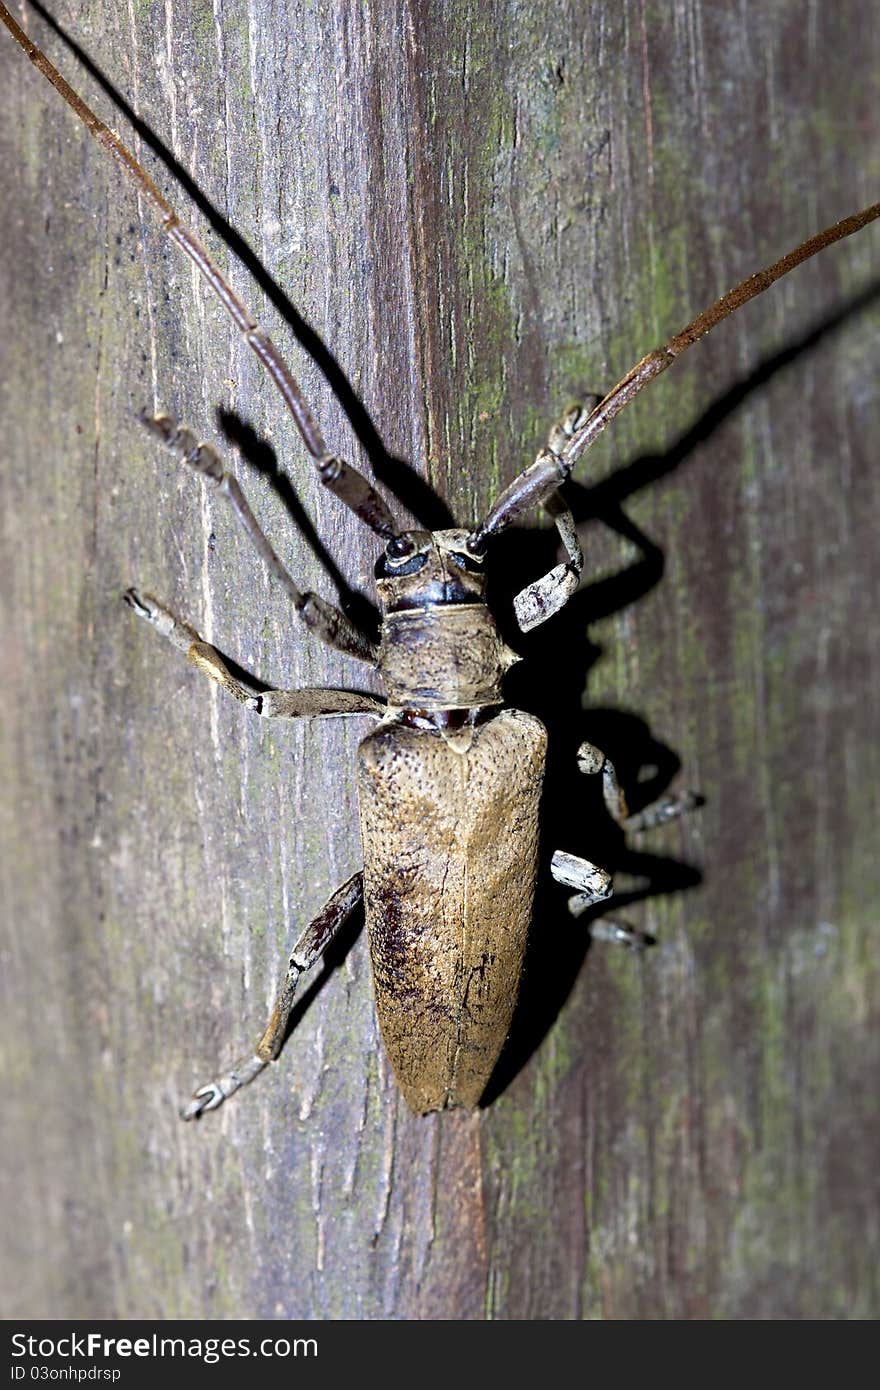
{"left": 357, "top": 708, "right": 547, "bottom": 1113}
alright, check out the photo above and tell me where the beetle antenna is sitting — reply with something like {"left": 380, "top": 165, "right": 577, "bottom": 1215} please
{"left": 468, "top": 200, "right": 880, "bottom": 551}
{"left": 0, "top": 1, "right": 401, "bottom": 543}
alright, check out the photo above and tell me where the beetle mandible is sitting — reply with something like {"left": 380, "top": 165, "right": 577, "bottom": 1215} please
{"left": 3, "top": 3, "right": 878, "bottom": 1118}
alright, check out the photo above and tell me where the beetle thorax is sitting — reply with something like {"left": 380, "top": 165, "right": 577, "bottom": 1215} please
{"left": 374, "top": 529, "right": 519, "bottom": 711}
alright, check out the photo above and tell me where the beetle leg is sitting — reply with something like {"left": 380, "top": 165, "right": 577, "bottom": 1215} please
{"left": 181, "top": 871, "right": 364, "bottom": 1119}
{"left": 124, "top": 590, "right": 384, "bottom": 719}
{"left": 551, "top": 850, "right": 657, "bottom": 948}
{"left": 575, "top": 739, "right": 699, "bottom": 831}
{"left": 621, "top": 791, "right": 701, "bottom": 832}
{"left": 588, "top": 919, "right": 655, "bottom": 951}
{"left": 575, "top": 739, "right": 629, "bottom": 821}
{"left": 550, "top": 849, "right": 613, "bottom": 911}
{"left": 550, "top": 851, "right": 654, "bottom": 946}
{"left": 511, "top": 400, "right": 603, "bottom": 632}
{"left": 513, "top": 491, "right": 583, "bottom": 631}
{"left": 140, "top": 412, "right": 378, "bottom": 663}
{"left": 560, "top": 740, "right": 700, "bottom": 947}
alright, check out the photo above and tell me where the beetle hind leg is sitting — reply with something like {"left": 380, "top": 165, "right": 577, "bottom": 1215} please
{"left": 549, "top": 851, "right": 655, "bottom": 949}
{"left": 550, "top": 848, "right": 612, "bottom": 909}
{"left": 549, "top": 847, "right": 654, "bottom": 949}
{"left": 181, "top": 871, "right": 364, "bottom": 1120}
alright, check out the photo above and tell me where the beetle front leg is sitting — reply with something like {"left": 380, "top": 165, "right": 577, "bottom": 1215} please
{"left": 182, "top": 871, "right": 364, "bottom": 1119}
{"left": 124, "top": 590, "right": 383, "bottom": 719}
{"left": 512, "top": 400, "right": 603, "bottom": 632}
{"left": 513, "top": 491, "right": 583, "bottom": 632}
{"left": 140, "top": 413, "right": 378, "bottom": 662}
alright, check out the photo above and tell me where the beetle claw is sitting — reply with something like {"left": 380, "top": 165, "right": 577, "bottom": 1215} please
{"left": 180, "top": 1083, "right": 225, "bottom": 1121}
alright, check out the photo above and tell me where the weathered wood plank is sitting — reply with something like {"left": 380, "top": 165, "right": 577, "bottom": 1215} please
{"left": 1, "top": 0, "right": 877, "bottom": 1319}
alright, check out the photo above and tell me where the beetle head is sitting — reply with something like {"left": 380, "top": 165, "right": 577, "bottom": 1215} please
{"left": 374, "top": 528, "right": 487, "bottom": 612}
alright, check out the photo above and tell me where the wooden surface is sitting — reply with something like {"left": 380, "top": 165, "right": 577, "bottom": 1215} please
{"left": 1, "top": 0, "right": 878, "bottom": 1320}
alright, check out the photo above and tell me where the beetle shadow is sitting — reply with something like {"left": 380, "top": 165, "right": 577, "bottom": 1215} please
{"left": 216, "top": 410, "right": 382, "bottom": 641}
{"left": 479, "top": 277, "right": 880, "bottom": 1105}
{"left": 478, "top": 504, "right": 697, "bottom": 1106}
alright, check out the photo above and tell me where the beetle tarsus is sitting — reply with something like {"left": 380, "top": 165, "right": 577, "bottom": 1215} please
{"left": 181, "top": 1084, "right": 225, "bottom": 1121}
{"left": 588, "top": 919, "right": 656, "bottom": 951}
{"left": 124, "top": 588, "right": 199, "bottom": 652}
{"left": 623, "top": 790, "right": 703, "bottom": 833}
{"left": 180, "top": 1054, "right": 268, "bottom": 1120}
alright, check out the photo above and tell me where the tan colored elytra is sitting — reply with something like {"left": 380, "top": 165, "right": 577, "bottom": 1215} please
{"left": 3, "top": 3, "right": 877, "bottom": 1116}
{"left": 359, "top": 531, "right": 545, "bottom": 1113}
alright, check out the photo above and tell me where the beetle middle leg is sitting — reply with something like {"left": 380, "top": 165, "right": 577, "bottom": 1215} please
{"left": 123, "top": 590, "right": 384, "bottom": 719}
{"left": 551, "top": 739, "right": 699, "bottom": 948}
{"left": 573, "top": 739, "right": 700, "bottom": 832}
{"left": 181, "top": 871, "right": 364, "bottom": 1119}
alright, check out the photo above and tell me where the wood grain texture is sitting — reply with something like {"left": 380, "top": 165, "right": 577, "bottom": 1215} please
{"left": 1, "top": 0, "right": 878, "bottom": 1319}
{"left": 359, "top": 708, "right": 546, "bottom": 1113}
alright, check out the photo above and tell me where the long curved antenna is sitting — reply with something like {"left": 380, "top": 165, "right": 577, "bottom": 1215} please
{"left": 0, "top": 2, "right": 400, "bottom": 541}
{"left": 468, "top": 201, "right": 880, "bottom": 550}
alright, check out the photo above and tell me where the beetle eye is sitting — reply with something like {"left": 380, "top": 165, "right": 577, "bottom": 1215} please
{"left": 448, "top": 550, "right": 484, "bottom": 573}
{"left": 386, "top": 534, "right": 415, "bottom": 559}
{"left": 375, "top": 550, "right": 429, "bottom": 579}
